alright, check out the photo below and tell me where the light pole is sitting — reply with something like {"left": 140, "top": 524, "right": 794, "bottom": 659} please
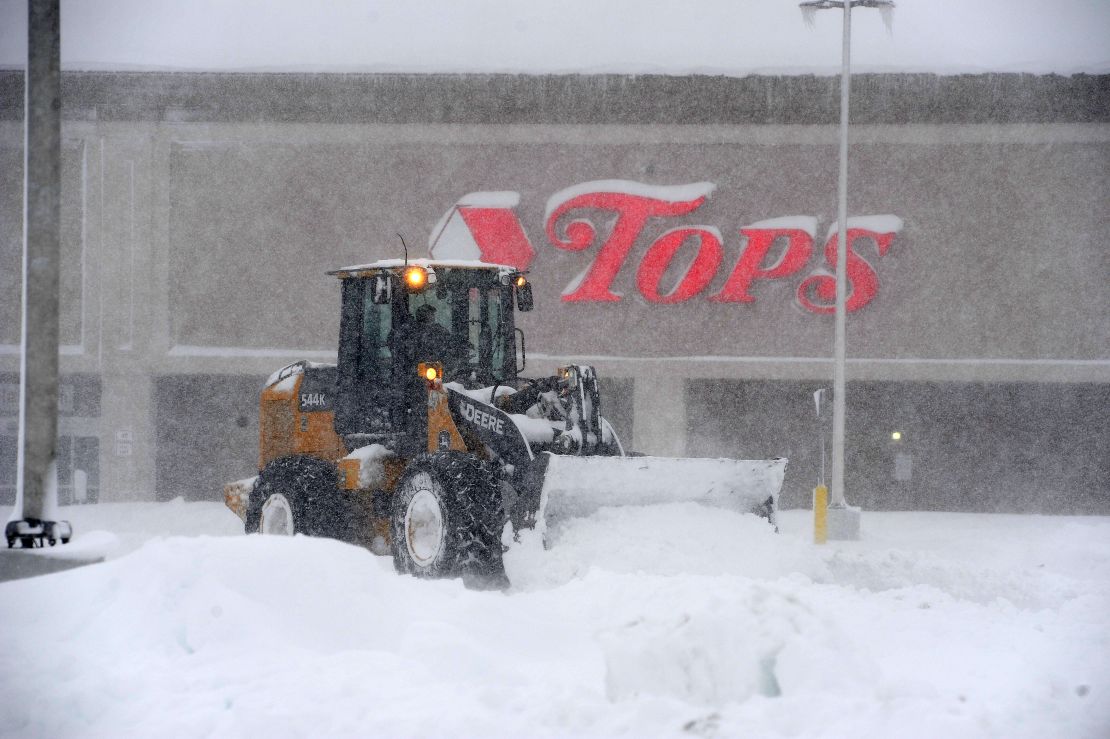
{"left": 5, "top": 0, "right": 72, "bottom": 550}
{"left": 800, "top": 0, "right": 893, "bottom": 539}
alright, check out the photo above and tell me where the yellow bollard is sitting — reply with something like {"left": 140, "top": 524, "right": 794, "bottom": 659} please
{"left": 813, "top": 484, "right": 828, "bottom": 544}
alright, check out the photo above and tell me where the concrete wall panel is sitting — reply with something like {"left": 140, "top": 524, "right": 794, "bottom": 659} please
{"left": 0, "top": 141, "right": 87, "bottom": 347}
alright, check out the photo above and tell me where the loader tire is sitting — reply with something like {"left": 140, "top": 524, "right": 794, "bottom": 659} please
{"left": 390, "top": 451, "right": 506, "bottom": 587}
{"left": 245, "top": 456, "right": 347, "bottom": 539}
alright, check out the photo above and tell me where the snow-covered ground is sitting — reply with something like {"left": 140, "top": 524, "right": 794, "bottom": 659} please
{"left": 1, "top": 501, "right": 1108, "bottom": 738}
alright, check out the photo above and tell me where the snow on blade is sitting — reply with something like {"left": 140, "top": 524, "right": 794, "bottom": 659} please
{"left": 538, "top": 454, "right": 785, "bottom": 530}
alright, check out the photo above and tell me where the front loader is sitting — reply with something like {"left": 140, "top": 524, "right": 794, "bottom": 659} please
{"left": 224, "top": 258, "right": 786, "bottom": 584}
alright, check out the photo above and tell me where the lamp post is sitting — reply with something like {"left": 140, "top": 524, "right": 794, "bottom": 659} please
{"left": 800, "top": 0, "right": 893, "bottom": 539}
{"left": 5, "top": 0, "right": 72, "bottom": 550}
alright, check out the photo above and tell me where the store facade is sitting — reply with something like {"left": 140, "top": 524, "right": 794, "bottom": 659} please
{"left": 1, "top": 72, "right": 1106, "bottom": 511}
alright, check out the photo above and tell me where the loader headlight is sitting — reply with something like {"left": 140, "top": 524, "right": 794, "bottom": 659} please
{"left": 556, "top": 366, "right": 578, "bottom": 390}
{"left": 515, "top": 275, "right": 527, "bottom": 288}
{"left": 404, "top": 266, "right": 428, "bottom": 290}
{"left": 418, "top": 362, "right": 443, "bottom": 388}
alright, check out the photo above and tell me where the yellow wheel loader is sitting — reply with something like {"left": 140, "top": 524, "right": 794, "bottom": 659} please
{"left": 223, "top": 259, "right": 786, "bottom": 584}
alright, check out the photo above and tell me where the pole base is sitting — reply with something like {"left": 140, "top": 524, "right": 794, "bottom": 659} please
{"left": 5, "top": 518, "right": 73, "bottom": 549}
{"left": 826, "top": 505, "right": 861, "bottom": 541}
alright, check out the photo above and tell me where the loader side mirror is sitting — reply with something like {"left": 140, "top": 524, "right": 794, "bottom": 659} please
{"left": 370, "top": 274, "right": 392, "bottom": 305}
{"left": 516, "top": 281, "right": 534, "bottom": 312}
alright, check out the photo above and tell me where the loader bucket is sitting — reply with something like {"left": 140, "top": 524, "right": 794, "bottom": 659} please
{"left": 535, "top": 454, "right": 786, "bottom": 534}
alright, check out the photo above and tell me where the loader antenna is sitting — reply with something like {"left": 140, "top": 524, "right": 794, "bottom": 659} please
{"left": 397, "top": 233, "right": 409, "bottom": 265}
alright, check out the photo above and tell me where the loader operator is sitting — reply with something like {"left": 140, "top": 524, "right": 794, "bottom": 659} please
{"left": 390, "top": 303, "right": 471, "bottom": 378}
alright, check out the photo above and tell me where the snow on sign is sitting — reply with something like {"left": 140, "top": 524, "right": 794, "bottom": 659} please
{"left": 429, "top": 181, "right": 904, "bottom": 313}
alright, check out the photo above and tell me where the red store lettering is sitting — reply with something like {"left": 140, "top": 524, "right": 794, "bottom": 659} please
{"left": 434, "top": 181, "right": 904, "bottom": 314}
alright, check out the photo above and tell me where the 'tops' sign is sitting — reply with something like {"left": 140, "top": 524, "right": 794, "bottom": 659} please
{"left": 430, "top": 180, "right": 903, "bottom": 314}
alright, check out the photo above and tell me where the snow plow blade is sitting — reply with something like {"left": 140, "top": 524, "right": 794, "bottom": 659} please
{"left": 534, "top": 454, "right": 786, "bottom": 531}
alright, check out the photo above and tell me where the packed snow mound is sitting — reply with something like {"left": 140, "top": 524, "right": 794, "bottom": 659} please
{"left": 600, "top": 577, "right": 875, "bottom": 706}
{"left": 1, "top": 504, "right": 1108, "bottom": 737}
{"left": 33, "top": 498, "right": 246, "bottom": 559}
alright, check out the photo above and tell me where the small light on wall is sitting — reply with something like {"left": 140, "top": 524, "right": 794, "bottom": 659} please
{"left": 891, "top": 431, "right": 903, "bottom": 441}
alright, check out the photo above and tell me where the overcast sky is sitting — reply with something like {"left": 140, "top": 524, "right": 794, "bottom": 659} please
{"left": 1, "top": 0, "right": 1108, "bottom": 75}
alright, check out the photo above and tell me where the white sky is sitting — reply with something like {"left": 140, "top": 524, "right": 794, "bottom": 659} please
{"left": 0, "top": 0, "right": 1108, "bottom": 75}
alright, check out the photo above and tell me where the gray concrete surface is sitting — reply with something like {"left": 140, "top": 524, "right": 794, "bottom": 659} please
{"left": 0, "top": 547, "right": 103, "bottom": 583}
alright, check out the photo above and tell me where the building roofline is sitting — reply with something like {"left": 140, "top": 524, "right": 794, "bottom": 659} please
{"left": 1, "top": 70, "right": 1107, "bottom": 125}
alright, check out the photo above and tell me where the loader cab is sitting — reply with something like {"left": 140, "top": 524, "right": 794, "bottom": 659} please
{"left": 332, "top": 261, "right": 526, "bottom": 451}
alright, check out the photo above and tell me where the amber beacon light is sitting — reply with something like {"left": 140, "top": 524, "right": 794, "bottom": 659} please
{"left": 404, "top": 266, "right": 427, "bottom": 289}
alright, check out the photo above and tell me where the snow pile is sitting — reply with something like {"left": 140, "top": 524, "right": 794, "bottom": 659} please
{"left": 600, "top": 578, "right": 857, "bottom": 705}
{"left": 19, "top": 498, "right": 246, "bottom": 560}
{"left": 1, "top": 503, "right": 1108, "bottom": 737}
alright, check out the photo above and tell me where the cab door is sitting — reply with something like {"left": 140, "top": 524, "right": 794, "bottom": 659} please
{"left": 334, "top": 275, "right": 409, "bottom": 444}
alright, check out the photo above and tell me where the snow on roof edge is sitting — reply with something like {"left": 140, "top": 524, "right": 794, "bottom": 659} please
{"left": 330, "top": 257, "right": 520, "bottom": 275}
